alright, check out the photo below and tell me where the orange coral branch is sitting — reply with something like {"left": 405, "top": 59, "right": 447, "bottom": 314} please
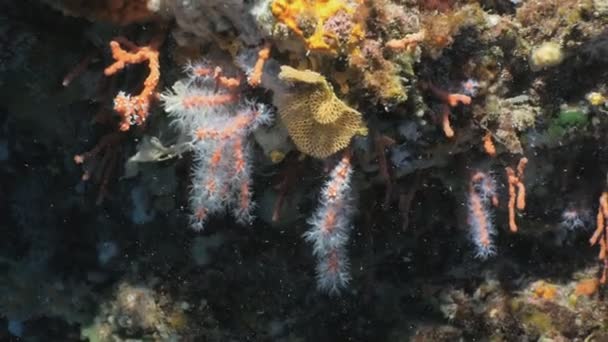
{"left": 249, "top": 42, "right": 271, "bottom": 87}
{"left": 104, "top": 36, "right": 162, "bottom": 131}
{"left": 506, "top": 171, "right": 517, "bottom": 232}
{"left": 188, "top": 66, "right": 241, "bottom": 99}
{"left": 469, "top": 171, "right": 497, "bottom": 252}
{"left": 195, "top": 109, "right": 262, "bottom": 141}
{"left": 446, "top": 94, "right": 472, "bottom": 107}
{"left": 425, "top": 82, "right": 471, "bottom": 138}
{"left": 471, "top": 171, "right": 499, "bottom": 206}
{"left": 182, "top": 93, "right": 239, "bottom": 108}
{"left": 441, "top": 105, "right": 454, "bottom": 138}
{"left": 482, "top": 132, "right": 496, "bottom": 157}
{"left": 385, "top": 30, "right": 426, "bottom": 52}
{"left": 591, "top": 192, "right": 608, "bottom": 283}
{"left": 74, "top": 131, "right": 125, "bottom": 204}
{"left": 506, "top": 157, "right": 528, "bottom": 232}
{"left": 191, "top": 65, "right": 238, "bottom": 84}
{"left": 591, "top": 193, "right": 608, "bottom": 245}
{"left": 211, "top": 66, "right": 242, "bottom": 90}
{"left": 427, "top": 83, "right": 471, "bottom": 107}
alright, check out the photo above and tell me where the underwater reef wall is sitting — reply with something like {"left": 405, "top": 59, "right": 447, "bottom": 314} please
{"left": 2, "top": 0, "right": 608, "bottom": 340}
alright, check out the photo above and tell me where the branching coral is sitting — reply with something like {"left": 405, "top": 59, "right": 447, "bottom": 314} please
{"left": 304, "top": 151, "right": 355, "bottom": 294}
{"left": 482, "top": 132, "right": 497, "bottom": 157}
{"left": 426, "top": 82, "right": 471, "bottom": 138}
{"left": 385, "top": 30, "right": 426, "bottom": 52}
{"left": 247, "top": 42, "right": 272, "bottom": 87}
{"left": 591, "top": 192, "right": 608, "bottom": 283}
{"left": 274, "top": 66, "right": 367, "bottom": 159}
{"left": 41, "top": 0, "right": 608, "bottom": 303}
{"left": 105, "top": 36, "right": 162, "bottom": 132}
{"left": 506, "top": 157, "right": 528, "bottom": 233}
{"left": 467, "top": 171, "right": 499, "bottom": 259}
{"left": 161, "top": 62, "right": 272, "bottom": 230}
{"left": 74, "top": 131, "right": 126, "bottom": 204}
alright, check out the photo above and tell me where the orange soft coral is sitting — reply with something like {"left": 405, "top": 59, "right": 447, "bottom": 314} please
{"left": 590, "top": 192, "right": 608, "bottom": 283}
{"left": 426, "top": 83, "right": 471, "bottom": 138}
{"left": 104, "top": 36, "right": 162, "bottom": 131}
{"left": 74, "top": 131, "right": 125, "bottom": 204}
{"left": 248, "top": 43, "right": 271, "bottom": 87}
{"left": 506, "top": 157, "right": 528, "bottom": 233}
{"left": 385, "top": 30, "right": 426, "bottom": 52}
{"left": 482, "top": 132, "right": 496, "bottom": 157}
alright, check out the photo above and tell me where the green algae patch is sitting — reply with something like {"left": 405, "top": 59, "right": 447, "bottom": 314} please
{"left": 554, "top": 108, "right": 588, "bottom": 128}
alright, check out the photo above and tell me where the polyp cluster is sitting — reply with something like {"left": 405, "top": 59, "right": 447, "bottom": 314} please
{"left": 161, "top": 63, "right": 272, "bottom": 231}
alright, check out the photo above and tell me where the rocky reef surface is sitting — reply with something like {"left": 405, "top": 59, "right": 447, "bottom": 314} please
{"left": 2, "top": 0, "right": 608, "bottom": 340}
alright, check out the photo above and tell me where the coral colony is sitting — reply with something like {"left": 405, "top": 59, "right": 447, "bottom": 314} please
{"left": 161, "top": 63, "right": 272, "bottom": 231}
{"left": 467, "top": 171, "right": 499, "bottom": 259}
{"left": 60, "top": 0, "right": 608, "bottom": 299}
{"left": 304, "top": 152, "right": 356, "bottom": 293}
{"left": 11, "top": 0, "right": 608, "bottom": 338}
{"left": 105, "top": 36, "right": 162, "bottom": 132}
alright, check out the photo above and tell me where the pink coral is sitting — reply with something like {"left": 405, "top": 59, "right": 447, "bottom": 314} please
{"left": 161, "top": 61, "right": 271, "bottom": 231}
{"left": 467, "top": 171, "right": 498, "bottom": 259}
{"left": 304, "top": 152, "right": 355, "bottom": 294}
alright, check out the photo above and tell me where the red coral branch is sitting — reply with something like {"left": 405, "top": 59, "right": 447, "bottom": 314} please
{"left": 425, "top": 82, "right": 471, "bottom": 138}
{"left": 506, "top": 157, "right": 528, "bottom": 233}
{"left": 74, "top": 131, "right": 125, "bottom": 204}
{"left": 104, "top": 36, "right": 162, "bottom": 131}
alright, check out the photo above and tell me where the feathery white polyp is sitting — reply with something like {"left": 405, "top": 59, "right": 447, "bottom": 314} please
{"left": 304, "top": 154, "right": 355, "bottom": 294}
{"left": 467, "top": 172, "right": 498, "bottom": 259}
{"left": 160, "top": 61, "right": 272, "bottom": 231}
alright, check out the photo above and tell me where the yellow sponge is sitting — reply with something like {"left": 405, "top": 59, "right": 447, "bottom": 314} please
{"left": 276, "top": 66, "right": 367, "bottom": 159}
{"left": 271, "top": 0, "right": 364, "bottom": 54}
